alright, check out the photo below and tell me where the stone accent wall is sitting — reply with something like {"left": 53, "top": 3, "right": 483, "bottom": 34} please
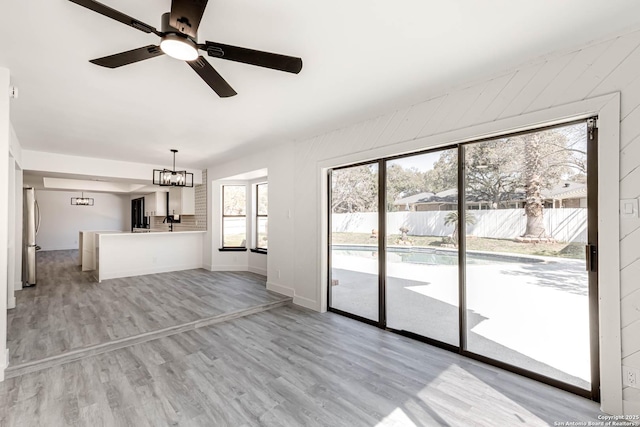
{"left": 194, "top": 169, "right": 207, "bottom": 231}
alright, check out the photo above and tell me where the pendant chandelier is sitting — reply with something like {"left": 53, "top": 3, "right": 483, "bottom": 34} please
{"left": 153, "top": 149, "right": 194, "bottom": 187}
{"left": 71, "top": 192, "right": 94, "bottom": 206}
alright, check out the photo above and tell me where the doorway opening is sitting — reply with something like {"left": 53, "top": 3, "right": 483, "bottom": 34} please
{"left": 131, "top": 197, "right": 146, "bottom": 230}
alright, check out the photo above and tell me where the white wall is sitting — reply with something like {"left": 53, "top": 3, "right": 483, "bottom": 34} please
{"left": 10, "top": 124, "right": 23, "bottom": 295}
{"left": 6, "top": 155, "right": 15, "bottom": 310}
{"left": 0, "top": 67, "right": 10, "bottom": 380}
{"left": 9, "top": 126, "right": 21, "bottom": 167}
{"left": 35, "top": 190, "right": 129, "bottom": 251}
{"left": 13, "top": 164, "right": 22, "bottom": 293}
{"left": 206, "top": 142, "right": 295, "bottom": 297}
{"left": 248, "top": 178, "right": 268, "bottom": 276}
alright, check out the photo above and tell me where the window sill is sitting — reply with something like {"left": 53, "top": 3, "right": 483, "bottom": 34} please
{"left": 250, "top": 248, "right": 268, "bottom": 254}
{"left": 218, "top": 247, "right": 248, "bottom": 252}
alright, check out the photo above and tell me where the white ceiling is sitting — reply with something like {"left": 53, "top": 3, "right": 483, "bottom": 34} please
{"left": 2, "top": 0, "right": 640, "bottom": 170}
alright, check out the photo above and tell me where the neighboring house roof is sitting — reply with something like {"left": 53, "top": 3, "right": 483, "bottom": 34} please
{"left": 543, "top": 182, "right": 587, "bottom": 200}
{"left": 393, "top": 189, "right": 459, "bottom": 206}
{"left": 393, "top": 192, "right": 435, "bottom": 205}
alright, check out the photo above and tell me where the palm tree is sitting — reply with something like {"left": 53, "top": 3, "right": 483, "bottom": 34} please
{"left": 444, "top": 211, "right": 477, "bottom": 246}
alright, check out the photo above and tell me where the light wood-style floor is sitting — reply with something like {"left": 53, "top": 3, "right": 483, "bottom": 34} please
{"left": 2, "top": 249, "right": 604, "bottom": 426}
{"left": 8, "top": 250, "right": 289, "bottom": 365}
{"left": 0, "top": 305, "right": 603, "bottom": 426}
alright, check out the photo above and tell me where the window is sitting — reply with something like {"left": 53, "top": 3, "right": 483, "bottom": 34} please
{"left": 255, "top": 183, "right": 268, "bottom": 250}
{"left": 222, "top": 185, "right": 246, "bottom": 248}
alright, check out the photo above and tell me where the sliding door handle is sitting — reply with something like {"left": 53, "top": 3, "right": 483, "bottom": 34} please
{"left": 585, "top": 244, "right": 597, "bottom": 272}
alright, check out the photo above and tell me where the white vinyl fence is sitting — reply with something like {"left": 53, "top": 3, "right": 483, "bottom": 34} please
{"left": 332, "top": 208, "right": 587, "bottom": 243}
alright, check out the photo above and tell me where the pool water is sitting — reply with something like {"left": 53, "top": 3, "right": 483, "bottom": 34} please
{"left": 333, "top": 248, "right": 517, "bottom": 265}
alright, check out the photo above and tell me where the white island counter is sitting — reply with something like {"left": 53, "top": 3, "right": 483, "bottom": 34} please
{"left": 94, "top": 231, "right": 205, "bottom": 282}
{"left": 79, "top": 230, "right": 123, "bottom": 271}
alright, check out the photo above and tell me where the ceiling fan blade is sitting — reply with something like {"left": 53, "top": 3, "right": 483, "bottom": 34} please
{"left": 187, "top": 56, "right": 237, "bottom": 98}
{"left": 202, "top": 41, "right": 303, "bottom": 74}
{"left": 90, "top": 45, "right": 164, "bottom": 68}
{"left": 68, "top": 0, "right": 158, "bottom": 34}
{"left": 170, "top": 0, "right": 208, "bottom": 39}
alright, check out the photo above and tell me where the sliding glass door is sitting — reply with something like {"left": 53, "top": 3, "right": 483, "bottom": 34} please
{"left": 385, "top": 149, "right": 459, "bottom": 346}
{"left": 463, "top": 122, "right": 594, "bottom": 391}
{"left": 329, "top": 162, "right": 380, "bottom": 322}
{"left": 327, "top": 119, "right": 598, "bottom": 399}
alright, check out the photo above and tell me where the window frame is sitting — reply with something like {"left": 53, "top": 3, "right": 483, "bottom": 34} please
{"left": 254, "top": 182, "right": 268, "bottom": 252}
{"left": 221, "top": 184, "right": 248, "bottom": 250}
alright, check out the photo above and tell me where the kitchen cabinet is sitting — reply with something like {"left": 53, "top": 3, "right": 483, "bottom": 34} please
{"left": 168, "top": 187, "right": 195, "bottom": 215}
{"left": 144, "top": 191, "right": 167, "bottom": 217}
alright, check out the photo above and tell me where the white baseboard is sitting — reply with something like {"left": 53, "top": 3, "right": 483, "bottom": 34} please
{"left": 7, "top": 296, "right": 16, "bottom": 310}
{"left": 0, "top": 349, "right": 8, "bottom": 382}
{"left": 293, "top": 295, "right": 319, "bottom": 311}
{"left": 248, "top": 266, "right": 267, "bottom": 276}
{"left": 209, "top": 265, "right": 248, "bottom": 272}
{"left": 203, "top": 263, "right": 213, "bottom": 271}
{"left": 14, "top": 280, "right": 22, "bottom": 291}
{"left": 266, "top": 282, "right": 294, "bottom": 297}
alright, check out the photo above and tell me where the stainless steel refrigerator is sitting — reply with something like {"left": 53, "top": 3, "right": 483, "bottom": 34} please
{"left": 23, "top": 187, "right": 40, "bottom": 287}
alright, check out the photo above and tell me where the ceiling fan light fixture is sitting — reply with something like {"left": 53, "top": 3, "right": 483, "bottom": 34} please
{"left": 69, "top": 0, "right": 303, "bottom": 97}
{"left": 160, "top": 34, "right": 198, "bottom": 61}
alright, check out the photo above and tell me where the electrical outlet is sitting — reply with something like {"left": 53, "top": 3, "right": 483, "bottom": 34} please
{"left": 624, "top": 366, "right": 639, "bottom": 388}
{"left": 277, "top": 269, "right": 281, "bottom": 279}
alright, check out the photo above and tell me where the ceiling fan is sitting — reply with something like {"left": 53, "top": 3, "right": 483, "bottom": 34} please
{"left": 68, "top": 0, "right": 303, "bottom": 97}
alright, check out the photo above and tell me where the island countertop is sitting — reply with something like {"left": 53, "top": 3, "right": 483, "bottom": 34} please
{"left": 96, "top": 230, "right": 205, "bottom": 236}
{"left": 95, "top": 231, "right": 205, "bottom": 282}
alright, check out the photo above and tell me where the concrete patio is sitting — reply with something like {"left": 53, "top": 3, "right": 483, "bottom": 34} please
{"left": 330, "top": 250, "right": 590, "bottom": 390}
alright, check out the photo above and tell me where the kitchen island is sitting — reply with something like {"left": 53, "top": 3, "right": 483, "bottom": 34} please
{"left": 79, "top": 230, "right": 123, "bottom": 271}
{"left": 94, "top": 231, "right": 205, "bottom": 282}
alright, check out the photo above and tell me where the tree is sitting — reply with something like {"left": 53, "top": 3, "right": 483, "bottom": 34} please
{"left": 434, "top": 123, "right": 586, "bottom": 239}
{"left": 331, "top": 164, "right": 378, "bottom": 213}
{"left": 444, "top": 211, "right": 477, "bottom": 246}
{"left": 465, "top": 140, "right": 522, "bottom": 209}
{"left": 223, "top": 185, "right": 246, "bottom": 215}
{"left": 519, "top": 128, "right": 576, "bottom": 237}
{"left": 424, "top": 149, "right": 458, "bottom": 193}
{"left": 386, "top": 163, "right": 426, "bottom": 210}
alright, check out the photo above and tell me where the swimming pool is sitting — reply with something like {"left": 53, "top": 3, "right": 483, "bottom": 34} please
{"left": 332, "top": 246, "right": 536, "bottom": 265}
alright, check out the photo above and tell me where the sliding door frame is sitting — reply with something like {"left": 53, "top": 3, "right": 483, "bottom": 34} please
{"left": 327, "top": 160, "right": 383, "bottom": 327}
{"left": 587, "top": 118, "right": 600, "bottom": 402}
{"left": 382, "top": 147, "right": 461, "bottom": 353}
{"left": 377, "top": 159, "right": 387, "bottom": 327}
{"left": 327, "top": 117, "right": 600, "bottom": 401}
{"left": 456, "top": 118, "right": 600, "bottom": 400}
